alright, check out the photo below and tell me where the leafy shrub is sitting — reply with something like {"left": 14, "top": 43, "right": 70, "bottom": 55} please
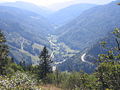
{"left": 0, "top": 71, "right": 38, "bottom": 89}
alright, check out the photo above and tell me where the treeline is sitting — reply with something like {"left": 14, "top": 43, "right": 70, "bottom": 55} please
{"left": 0, "top": 29, "right": 120, "bottom": 90}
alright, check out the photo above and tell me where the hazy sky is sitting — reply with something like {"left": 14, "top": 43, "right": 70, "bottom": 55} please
{"left": 0, "top": 0, "right": 116, "bottom": 10}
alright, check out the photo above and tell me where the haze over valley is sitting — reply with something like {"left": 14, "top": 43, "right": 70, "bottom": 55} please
{"left": 0, "top": 0, "right": 119, "bottom": 72}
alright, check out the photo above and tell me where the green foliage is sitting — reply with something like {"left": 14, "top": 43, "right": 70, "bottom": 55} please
{"left": 113, "top": 28, "right": 120, "bottom": 38}
{"left": 46, "top": 71, "right": 98, "bottom": 90}
{"left": 46, "top": 70, "right": 69, "bottom": 86}
{"left": 95, "top": 28, "right": 120, "bottom": 90}
{"left": 96, "top": 62, "right": 120, "bottom": 90}
{"left": 0, "top": 30, "right": 12, "bottom": 75}
{"left": 0, "top": 71, "right": 38, "bottom": 89}
{"left": 60, "top": 72, "right": 97, "bottom": 90}
{"left": 0, "top": 30, "right": 8, "bottom": 60}
{"left": 96, "top": 52, "right": 120, "bottom": 90}
{"left": 37, "top": 46, "right": 53, "bottom": 81}
{"left": 0, "top": 30, "right": 24, "bottom": 76}
{"left": 100, "top": 41, "right": 107, "bottom": 48}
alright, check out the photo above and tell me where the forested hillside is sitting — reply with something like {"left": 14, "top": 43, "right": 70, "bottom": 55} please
{"left": 58, "top": 31, "right": 117, "bottom": 72}
{"left": 0, "top": 6, "right": 53, "bottom": 64}
{"left": 56, "top": 0, "right": 120, "bottom": 72}
{"left": 57, "top": 0, "right": 120, "bottom": 50}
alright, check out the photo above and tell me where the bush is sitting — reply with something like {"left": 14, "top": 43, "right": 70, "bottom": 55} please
{"left": 0, "top": 71, "right": 38, "bottom": 89}
{"left": 61, "top": 72, "right": 97, "bottom": 90}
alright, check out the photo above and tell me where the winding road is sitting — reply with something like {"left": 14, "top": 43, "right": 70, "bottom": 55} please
{"left": 81, "top": 53, "right": 86, "bottom": 62}
{"left": 81, "top": 53, "right": 92, "bottom": 64}
{"left": 20, "top": 38, "right": 25, "bottom": 50}
{"left": 48, "top": 35, "right": 67, "bottom": 71}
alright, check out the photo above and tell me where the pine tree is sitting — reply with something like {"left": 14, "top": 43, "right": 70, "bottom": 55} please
{"left": 38, "top": 46, "right": 53, "bottom": 80}
{"left": 0, "top": 30, "right": 8, "bottom": 59}
{"left": 0, "top": 30, "right": 10, "bottom": 75}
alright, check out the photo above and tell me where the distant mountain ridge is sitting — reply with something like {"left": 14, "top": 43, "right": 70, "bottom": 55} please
{"left": 47, "top": 3, "right": 97, "bottom": 28}
{"left": 0, "top": 1, "right": 53, "bottom": 17}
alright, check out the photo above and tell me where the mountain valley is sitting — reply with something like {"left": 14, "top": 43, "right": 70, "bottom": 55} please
{"left": 0, "top": 0, "right": 120, "bottom": 72}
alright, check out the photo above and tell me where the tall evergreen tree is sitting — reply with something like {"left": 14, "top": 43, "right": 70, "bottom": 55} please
{"left": 38, "top": 46, "right": 53, "bottom": 80}
{"left": 0, "top": 30, "right": 11, "bottom": 75}
{"left": 0, "top": 30, "right": 8, "bottom": 59}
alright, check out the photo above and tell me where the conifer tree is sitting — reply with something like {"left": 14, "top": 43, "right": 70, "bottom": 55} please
{"left": 38, "top": 46, "right": 53, "bottom": 80}
{"left": 0, "top": 30, "right": 10, "bottom": 74}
